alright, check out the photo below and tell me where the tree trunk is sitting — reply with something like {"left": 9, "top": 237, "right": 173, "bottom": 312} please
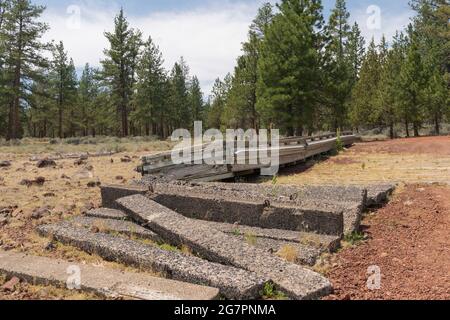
{"left": 121, "top": 104, "right": 128, "bottom": 137}
{"left": 286, "top": 126, "right": 294, "bottom": 137}
{"left": 434, "top": 114, "right": 440, "bottom": 136}
{"left": 413, "top": 123, "right": 420, "bottom": 137}
{"left": 389, "top": 122, "right": 394, "bottom": 140}
{"left": 405, "top": 118, "right": 410, "bottom": 138}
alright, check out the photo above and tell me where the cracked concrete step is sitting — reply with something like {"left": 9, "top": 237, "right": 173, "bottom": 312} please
{"left": 101, "top": 185, "right": 149, "bottom": 210}
{"left": 198, "top": 220, "right": 341, "bottom": 251}
{"left": 234, "top": 235, "right": 323, "bottom": 266}
{"left": 70, "top": 216, "right": 162, "bottom": 242}
{"left": 74, "top": 213, "right": 336, "bottom": 266}
{"left": 36, "top": 222, "right": 265, "bottom": 300}
{"left": 84, "top": 208, "right": 129, "bottom": 220}
{"left": 151, "top": 191, "right": 344, "bottom": 235}
{"left": 197, "top": 221, "right": 340, "bottom": 266}
{"left": 0, "top": 250, "right": 219, "bottom": 300}
{"left": 116, "top": 195, "right": 332, "bottom": 300}
{"left": 143, "top": 182, "right": 368, "bottom": 234}
{"left": 100, "top": 183, "right": 394, "bottom": 235}
{"left": 100, "top": 184, "right": 344, "bottom": 235}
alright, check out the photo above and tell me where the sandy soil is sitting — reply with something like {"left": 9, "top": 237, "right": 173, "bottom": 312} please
{"left": 278, "top": 136, "right": 450, "bottom": 186}
{"left": 324, "top": 184, "right": 450, "bottom": 300}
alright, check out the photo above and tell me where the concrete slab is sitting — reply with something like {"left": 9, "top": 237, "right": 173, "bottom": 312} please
{"left": 70, "top": 216, "right": 162, "bottom": 242}
{"left": 78, "top": 211, "right": 338, "bottom": 266}
{"left": 84, "top": 208, "right": 129, "bottom": 220}
{"left": 365, "top": 184, "right": 397, "bottom": 207}
{"left": 101, "top": 185, "right": 149, "bottom": 210}
{"left": 0, "top": 250, "right": 219, "bottom": 300}
{"left": 116, "top": 195, "right": 332, "bottom": 300}
{"left": 37, "top": 223, "right": 265, "bottom": 299}
{"left": 198, "top": 220, "right": 341, "bottom": 252}
{"left": 137, "top": 181, "right": 368, "bottom": 234}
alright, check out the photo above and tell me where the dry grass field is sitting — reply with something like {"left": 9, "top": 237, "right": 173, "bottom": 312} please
{"left": 277, "top": 136, "right": 450, "bottom": 186}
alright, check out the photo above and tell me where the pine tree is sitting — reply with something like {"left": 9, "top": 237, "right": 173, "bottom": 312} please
{"left": 132, "top": 36, "right": 166, "bottom": 136}
{"left": 410, "top": 0, "right": 450, "bottom": 135}
{"left": 376, "top": 33, "right": 407, "bottom": 138}
{"left": 423, "top": 67, "right": 449, "bottom": 135}
{"left": 101, "top": 8, "right": 142, "bottom": 137}
{"left": 207, "top": 75, "right": 231, "bottom": 129}
{"left": 78, "top": 63, "right": 99, "bottom": 136}
{"left": 168, "top": 59, "right": 191, "bottom": 130}
{"left": 27, "top": 69, "right": 53, "bottom": 137}
{"left": 399, "top": 30, "right": 427, "bottom": 137}
{"left": 325, "top": 0, "right": 352, "bottom": 131}
{"left": 350, "top": 39, "right": 382, "bottom": 129}
{"left": 1, "top": 0, "right": 48, "bottom": 140}
{"left": 222, "top": 3, "right": 274, "bottom": 130}
{"left": 257, "top": 0, "right": 326, "bottom": 135}
{"left": 346, "top": 22, "right": 365, "bottom": 85}
{"left": 50, "top": 41, "right": 78, "bottom": 138}
{"left": 189, "top": 76, "right": 204, "bottom": 123}
{"left": 0, "top": 0, "right": 9, "bottom": 136}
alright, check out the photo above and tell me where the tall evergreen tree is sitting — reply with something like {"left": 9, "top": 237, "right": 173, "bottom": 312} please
{"left": 132, "top": 36, "right": 166, "bottom": 136}
{"left": 350, "top": 39, "right": 382, "bottom": 128}
{"left": 325, "top": 0, "right": 352, "bottom": 131}
{"left": 257, "top": 0, "right": 326, "bottom": 135}
{"left": 222, "top": 3, "right": 274, "bottom": 130}
{"left": 376, "top": 33, "right": 407, "bottom": 138}
{"left": 399, "top": 30, "right": 427, "bottom": 137}
{"left": 346, "top": 22, "right": 365, "bottom": 85}
{"left": 189, "top": 76, "right": 204, "bottom": 123}
{"left": 168, "top": 59, "right": 191, "bottom": 130}
{"left": 1, "top": 0, "right": 48, "bottom": 140}
{"left": 78, "top": 63, "right": 99, "bottom": 136}
{"left": 0, "top": 0, "right": 9, "bottom": 136}
{"left": 207, "top": 75, "right": 231, "bottom": 129}
{"left": 50, "top": 41, "right": 77, "bottom": 138}
{"left": 410, "top": 0, "right": 450, "bottom": 135}
{"left": 101, "top": 8, "right": 142, "bottom": 137}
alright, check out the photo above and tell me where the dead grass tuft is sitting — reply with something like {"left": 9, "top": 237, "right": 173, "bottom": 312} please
{"left": 276, "top": 245, "right": 298, "bottom": 263}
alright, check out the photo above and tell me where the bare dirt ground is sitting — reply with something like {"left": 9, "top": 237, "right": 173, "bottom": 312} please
{"left": 324, "top": 184, "right": 450, "bottom": 300}
{"left": 278, "top": 136, "right": 450, "bottom": 186}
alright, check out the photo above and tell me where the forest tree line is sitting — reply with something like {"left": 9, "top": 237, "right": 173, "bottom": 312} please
{"left": 0, "top": 0, "right": 449, "bottom": 141}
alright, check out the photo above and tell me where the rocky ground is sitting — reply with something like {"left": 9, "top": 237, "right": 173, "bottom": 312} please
{"left": 0, "top": 147, "right": 161, "bottom": 299}
{"left": 324, "top": 184, "right": 450, "bottom": 300}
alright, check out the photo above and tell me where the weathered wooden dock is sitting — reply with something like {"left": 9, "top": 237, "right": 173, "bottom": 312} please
{"left": 138, "top": 132, "right": 358, "bottom": 182}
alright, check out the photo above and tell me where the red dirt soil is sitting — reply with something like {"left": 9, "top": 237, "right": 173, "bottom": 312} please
{"left": 325, "top": 184, "right": 450, "bottom": 300}
{"left": 355, "top": 136, "right": 450, "bottom": 155}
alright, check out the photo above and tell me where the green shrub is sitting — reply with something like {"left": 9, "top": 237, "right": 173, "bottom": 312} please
{"left": 260, "top": 282, "right": 288, "bottom": 300}
{"left": 344, "top": 232, "right": 367, "bottom": 245}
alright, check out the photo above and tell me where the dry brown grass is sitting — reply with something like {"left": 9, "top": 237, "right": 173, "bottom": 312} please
{"left": 244, "top": 233, "right": 258, "bottom": 246}
{"left": 0, "top": 138, "right": 172, "bottom": 299}
{"left": 277, "top": 149, "right": 450, "bottom": 186}
{"left": 0, "top": 136, "right": 174, "bottom": 155}
{"left": 276, "top": 245, "right": 298, "bottom": 263}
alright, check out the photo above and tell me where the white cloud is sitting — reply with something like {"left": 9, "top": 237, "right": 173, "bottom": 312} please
{"left": 41, "top": 1, "right": 414, "bottom": 95}
{"left": 351, "top": 5, "right": 413, "bottom": 46}
{"left": 41, "top": 1, "right": 262, "bottom": 95}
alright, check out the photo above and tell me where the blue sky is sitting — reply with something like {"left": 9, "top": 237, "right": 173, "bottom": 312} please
{"left": 36, "top": 0, "right": 414, "bottom": 94}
